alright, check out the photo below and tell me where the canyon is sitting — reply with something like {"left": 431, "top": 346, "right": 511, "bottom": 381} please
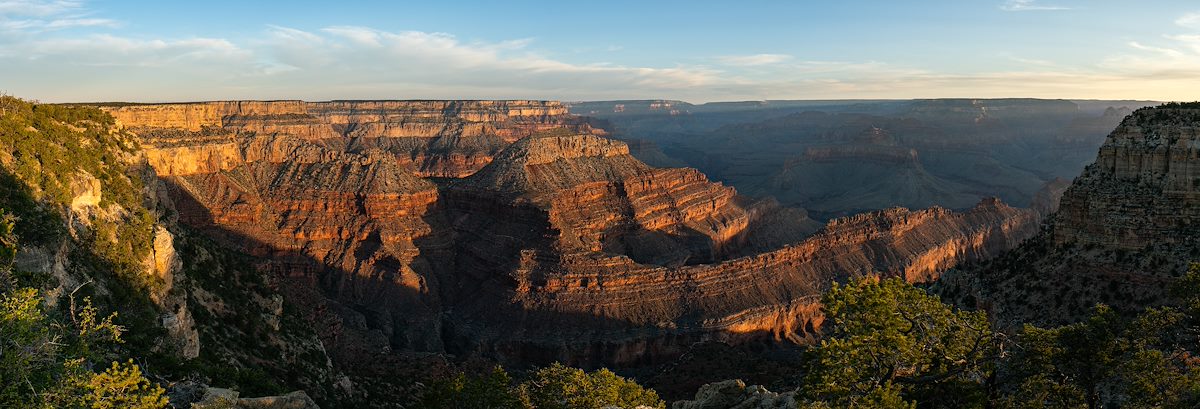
{"left": 102, "top": 100, "right": 1043, "bottom": 371}
{"left": 572, "top": 99, "right": 1154, "bottom": 219}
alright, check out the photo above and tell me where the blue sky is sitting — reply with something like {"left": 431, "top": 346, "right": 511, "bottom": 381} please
{"left": 2, "top": 0, "right": 1199, "bottom": 102}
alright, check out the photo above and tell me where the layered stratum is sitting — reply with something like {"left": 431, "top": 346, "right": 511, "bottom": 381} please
{"left": 1055, "top": 108, "right": 1200, "bottom": 250}
{"left": 104, "top": 100, "right": 1040, "bottom": 367}
{"left": 107, "top": 100, "right": 596, "bottom": 178}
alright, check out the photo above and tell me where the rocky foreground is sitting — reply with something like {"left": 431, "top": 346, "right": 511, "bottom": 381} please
{"left": 100, "top": 100, "right": 1043, "bottom": 372}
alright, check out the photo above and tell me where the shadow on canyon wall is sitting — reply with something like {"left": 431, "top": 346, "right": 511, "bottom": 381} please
{"left": 162, "top": 175, "right": 807, "bottom": 389}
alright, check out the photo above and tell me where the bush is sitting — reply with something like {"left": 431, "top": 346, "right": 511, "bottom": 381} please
{"left": 417, "top": 364, "right": 665, "bottom": 409}
{"left": 0, "top": 208, "right": 166, "bottom": 409}
{"left": 83, "top": 360, "right": 168, "bottom": 409}
{"left": 418, "top": 367, "right": 525, "bottom": 409}
{"left": 520, "top": 363, "right": 664, "bottom": 409}
{"left": 800, "top": 278, "right": 998, "bottom": 408}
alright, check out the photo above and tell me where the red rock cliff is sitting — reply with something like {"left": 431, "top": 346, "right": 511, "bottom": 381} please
{"left": 112, "top": 101, "right": 1039, "bottom": 368}
{"left": 441, "top": 131, "right": 1038, "bottom": 365}
{"left": 105, "top": 100, "right": 594, "bottom": 177}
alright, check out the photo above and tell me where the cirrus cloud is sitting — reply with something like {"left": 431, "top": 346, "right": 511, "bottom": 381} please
{"left": 1, "top": 0, "right": 1199, "bottom": 103}
{"left": 1001, "top": 0, "right": 1069, "bottom": 11}
{"left": 1177, "top": 12, "right": 1200, "bottom": 29}
{"left": 717, "top": 53, "right": 793, "bottom": 66}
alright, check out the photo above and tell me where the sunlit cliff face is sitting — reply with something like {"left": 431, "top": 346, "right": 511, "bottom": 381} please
{"left": 112, "top": 100, "right": 1040, "bottom": 367}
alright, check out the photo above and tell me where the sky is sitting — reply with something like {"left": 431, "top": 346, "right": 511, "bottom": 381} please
{"left": 1, "top": 0, "right": 1200, "bottom": 102}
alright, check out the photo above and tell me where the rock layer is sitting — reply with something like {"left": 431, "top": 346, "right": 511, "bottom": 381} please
{"left": 1055, "top": 108, "right": 1200, "bottom": 250}
{"left": 936, "top": 105, "right": 1200, "bottom": 327}
{"left": 112, "top": 100, "right": 1040, "bottom": 367}
{"left": 436, "top": 130, "right": 1037, "bottom": 366}
{"left": 104, "top": 100, "right": 594, "bottom": 177}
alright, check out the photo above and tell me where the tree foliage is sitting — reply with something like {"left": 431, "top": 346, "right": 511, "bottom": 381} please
{"left": 82, "top": 360, "right": 169, "bottom": 409}
{"left": 804, "top": 267, "right": 1200, "bottom": 408}
{"left": 418, "top": 367, "right": 526, "bottom": 409}
{"left": 1002, "top": 288, "right": 1200, "bottom": 408}
{"left": 521, "top": 363, "right": 664, "bottom": 409}
{"left": 800, "top": 277, "right": 1001, "bottom": 408}
{"left": 0, "top": 96, "right": 155, "bottom": 289}
{"left": 417, "top": 363, "right": 664, "bottom": 409}
{"left": 0, "top": 210, "right": 167, "bottom": 409}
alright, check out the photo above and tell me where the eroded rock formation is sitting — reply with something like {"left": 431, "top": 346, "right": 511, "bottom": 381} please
{"left": 1055, "top": 108, "right": 1200, "bottom": 250}
{"left": 110, "top": 100, "right": 1040, "bottom": 368}
{"left": 936, "top": 105, "right": 1200, "bottom": 327}
{"left": 145, "top": 129, "right": 452, "bottom": 358}
{"left": 105, "top": 100, "right": 595, "bottom": 178}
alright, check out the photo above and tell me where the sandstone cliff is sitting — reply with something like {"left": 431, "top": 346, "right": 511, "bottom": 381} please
{"left": 104, "top": 100, "right": 595, "bottom": 178}
{"left": 0, "top": 99, "right": 345, "bottom": 405}
{"left": 435, "top": 132, "right": 1034, "bottom": 367}
{"left": 143, "top": 130, "right": 452, "bottom": 358}
{"left": 1055, "top": 108, "right": 1200, "bottom": 250}
{"left": 111, "top": 100, "right": 1040, "bottom": 370}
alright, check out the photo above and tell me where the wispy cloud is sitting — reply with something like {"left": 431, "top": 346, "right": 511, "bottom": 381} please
{"left": 1000, "top": 0, "right": 1069, "bottom": 11}
{"left": 1177, "top": 12, "right": 1200, "bottom": 29}
{"left": 1004, "top": 55, "right": 1064, "bottom": 68}
{"left": 0, "top": 14, "right": 724, "bottom": 101}
{"left": 0, "top": 0, "right": 84, "bottom": 16}
{"left": 717, "top": 53, "right": 793, "bottom": 66}
{"left": 261, "top": 25, "right": 719, "bottom": 89}
{"left": 1098, "top": 32, "right": 1200, "bottom": 85}
{"left": 1, "top": 0, "right": 1199, "bottom": 102}
{"left": 0, "top": 0, "right": 117, "bottom": 33}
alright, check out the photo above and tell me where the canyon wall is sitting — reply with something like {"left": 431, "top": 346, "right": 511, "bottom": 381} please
{"left": 936, "top": 105, "right": 1200, "bottom": 327}
{"left": 105, "top": 100, "right": 570, "bottom": 134}
{"left": 105, "top": 100, "right": 594, "bottom": 178}
{"left": 1055, "top": 108, "right": 1200, "bottom": 250}
{"left": 113, "top": 100, "right": 1040, "bottom": 367}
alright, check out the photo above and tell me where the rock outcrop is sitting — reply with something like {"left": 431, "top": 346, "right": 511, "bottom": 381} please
{"left": 1054, "top": 108, "right": 1200, "bottom": 250}
{"left": 449, "top": 135, "right": 1037, "bottom": 366}
{"left": 110, "top": 100, "right": 1040, "bottom": 369}
{"left": 146, "top": 130, "right": 452, "bottom": 359}
{"left": 936, "top": 105, "right": 1200, "bottom": 327}
{"left": 0, "top": 99, "right": 344, "bottom": 406}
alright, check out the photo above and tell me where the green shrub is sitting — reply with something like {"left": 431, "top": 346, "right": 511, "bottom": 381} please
{"left": 520, "top": 363, "right": 665, "bottom": 409}
{"left": 418, "top": 367, "right": 525, "bottom": 409}
{"left": 417, "top": 364, "right": 665, "bottom": 409}
{"left": 0, "top": 210, "right": 166, "bottom": 409}
{"left": 800, "top": 278, "right": 997, "bottom": 408}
